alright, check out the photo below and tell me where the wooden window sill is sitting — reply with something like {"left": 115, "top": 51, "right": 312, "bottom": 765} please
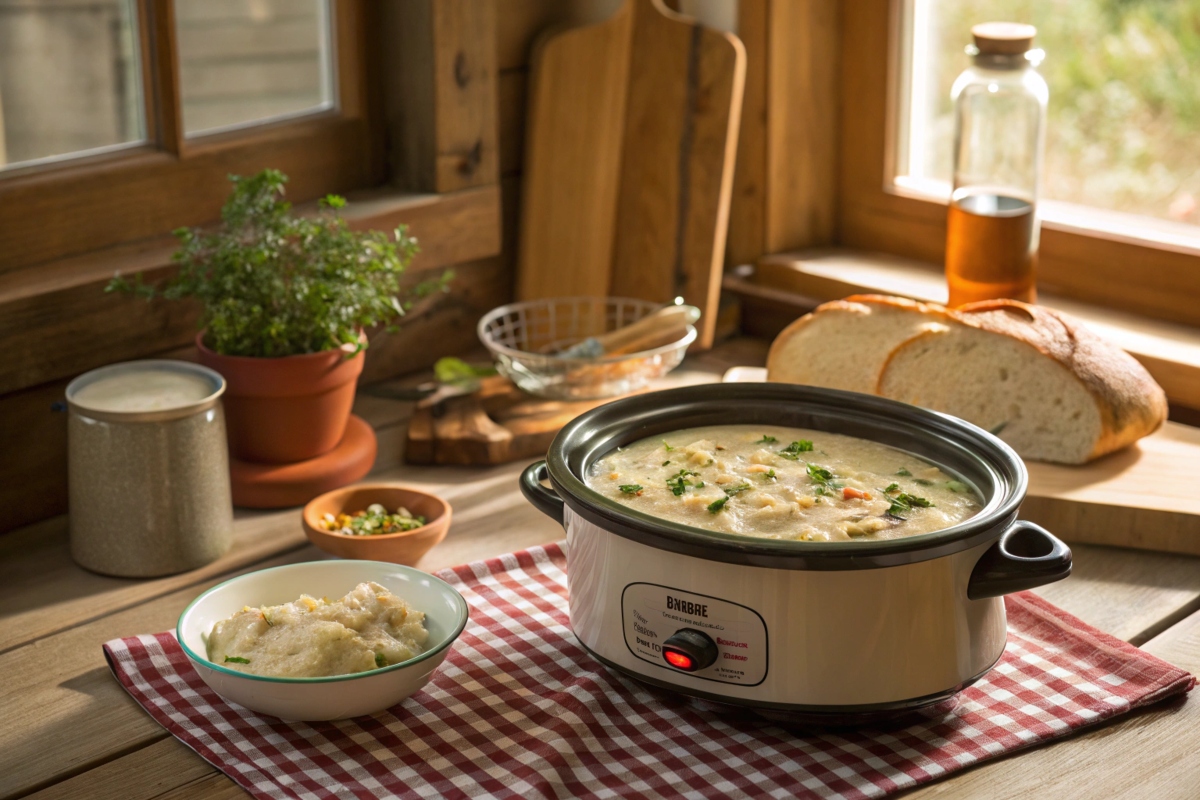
{"left": 725, "top": 247, "right": 1200, "bottom": 411}
{"left": 0, "top": 184, "right": 501, "bottom": 398}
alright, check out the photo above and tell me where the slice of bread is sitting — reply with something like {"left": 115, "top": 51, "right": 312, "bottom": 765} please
{"left": 766, "top": 295, "right": 955, "bottom": 393}
{"left": 877, "top": 301, "right": 1167, "bottom": 464}
{"left": 766, "top": 295, "right": 1167, "bottom": 464}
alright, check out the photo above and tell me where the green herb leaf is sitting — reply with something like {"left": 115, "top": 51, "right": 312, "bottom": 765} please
{"left": 913, "top": 478, "right": 934, "bottom": 486}
{"left": 883, "top": 482, "right": 900, "bottom": 493}
{"left": 107, "top": 169, "right": 432, "bottom": 358}
{"left": 619, "top": 484, "right": 643, "bottom": 495}
{"left": 662, "top": 460, "right": 671, "bottom": 466}
{"left": 946, "top": 480, "right": 971, "bottom": 494}
{"left": 723, "top": 483, "right": 752, "bottom": 497}
{"left": 806, "top": 463, "right": 834, "bottom": 484}
{"left": 662, "top": 440, "right": 675, "bottom": 451}
{"left": 896, "top": 468, "right": 912, "bottom": 477}
{"left": 224, "top": 656, "right": 250, "bottom": 664}
{"left": 666, "top": 469, "right": 700, "bottom": 496}
{"left": 756, "top": 435, "right": 778, "bottom": 444}
{"left": 434, "top": 357, "right": 497, "bottom": 386}
{"left": 777, "top": 440, "right": 814, "bottom": 460}
{"left": 761, "top": 469, "right": 777, "bottom": 481}
{"left": 886, "top": 492, "right": 933, "bottom": 518}
{"left": 374, "top": 652, "right": 388, "bottom": 669}
{"left": 707, "top": 496, "right": 729, "bottom": 513}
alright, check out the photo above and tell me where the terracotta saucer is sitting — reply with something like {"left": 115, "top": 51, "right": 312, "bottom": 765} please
{"left": 229, "top": 415, "right": 377, "bottom": 508}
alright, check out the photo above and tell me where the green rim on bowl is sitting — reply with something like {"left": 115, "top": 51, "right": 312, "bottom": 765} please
{"left": 176, "top": 561, "right": 470, "bottom": 684}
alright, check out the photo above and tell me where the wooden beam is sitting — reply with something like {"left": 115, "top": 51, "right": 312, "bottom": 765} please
{"left": 0, "top": 185, "right": 501, "bottom": 399}
{"left": 725, "top": 0, "right": 768, "bottom": 266}
{"left": 764, "top": 0, "right": 840, "bottom": 252}
{"left": 385, "top": 0, "right": 500, "bottom": 193}
{"left": 724, "top": 0, "right": 841, "bottom": 265}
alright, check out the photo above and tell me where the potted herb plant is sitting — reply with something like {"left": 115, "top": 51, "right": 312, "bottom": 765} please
{"left": 109, "top": 169, "right": 447, "bottom": 464}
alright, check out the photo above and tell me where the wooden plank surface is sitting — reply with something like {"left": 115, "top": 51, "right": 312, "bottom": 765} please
{"left": 763, "top": 0, "right": 839, "bottom": 252}
{"left": 608, "top": 0, "right": 744, "bottom": 349}
{"left": 515, "top": 0, "right": 632, "bottom": 301}
{"left": 5, "top": 337, "right": 1199, "bottom": 800}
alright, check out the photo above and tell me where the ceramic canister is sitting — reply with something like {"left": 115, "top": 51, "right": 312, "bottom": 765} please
{"left": 67, "top": 360, "right": 233, "bottom": 577}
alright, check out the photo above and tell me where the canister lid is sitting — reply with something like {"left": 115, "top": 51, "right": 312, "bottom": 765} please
{"left": 67, "top": 360, "right": 225, "bottom": 422}
{"left": 971, "top": 22, "right": 1036, "bottom": 55}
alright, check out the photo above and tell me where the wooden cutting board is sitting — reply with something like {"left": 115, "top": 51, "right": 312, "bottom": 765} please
{"left": 516, "top": 0, "right": 745, "bottom": 350}
{"left": 723, "top": 366, "right": 1200, "bottom": 557}
{"left": 404, "top": 377, "right": 615, "bottom": 466}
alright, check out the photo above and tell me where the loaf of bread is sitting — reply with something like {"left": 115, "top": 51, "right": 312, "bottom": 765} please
{"left": 767, "top": 295, "right": 1167, "bottom": 464}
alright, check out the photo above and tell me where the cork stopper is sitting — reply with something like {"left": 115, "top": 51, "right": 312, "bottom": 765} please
{"left": 971, "top": 22, "right": 1036, "bottom": 55}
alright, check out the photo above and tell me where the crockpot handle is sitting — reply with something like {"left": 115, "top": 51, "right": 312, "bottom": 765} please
{"left": 520, "top": 461, "right": 565, "bottom": 526}
{"left": 967, "top": 520, "right": 1072, "bottom": 600}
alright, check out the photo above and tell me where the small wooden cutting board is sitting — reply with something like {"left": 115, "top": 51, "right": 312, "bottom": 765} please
{"left": 404, "top": 377, "right": 615, "bottom": 466}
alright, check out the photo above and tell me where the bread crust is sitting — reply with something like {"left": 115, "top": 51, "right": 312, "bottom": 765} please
{"left": 769, "top": 294, "right": 1167, "bottom": 463}
{"left": 952, "top": 300, "right": 1167, "bottom": 460}
{"left": 765, "top": 295, "right": 954, "bottom": 380}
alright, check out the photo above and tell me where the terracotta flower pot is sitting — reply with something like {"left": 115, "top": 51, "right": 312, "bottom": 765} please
{"left": 196, "top": 334, "right": 364, "bottom": 464}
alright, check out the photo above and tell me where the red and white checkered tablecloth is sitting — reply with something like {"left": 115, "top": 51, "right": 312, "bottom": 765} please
{"left": 104, "top": 541, "right": 1193, "bottom": 800}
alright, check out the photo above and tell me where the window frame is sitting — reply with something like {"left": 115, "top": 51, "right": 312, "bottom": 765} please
{"left": 0, "top": 0, "right": 384, "bottom": 273}
{"left": 835, "top": 0, "right": 1200, "bottom": 327}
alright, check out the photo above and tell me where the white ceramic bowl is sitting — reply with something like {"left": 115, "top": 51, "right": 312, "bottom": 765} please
{"left": 177, "top": 560, "right": 468, "bottom": 721}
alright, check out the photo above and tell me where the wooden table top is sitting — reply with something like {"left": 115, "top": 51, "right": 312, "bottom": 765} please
{"left": 3, "top": 337, "right": 1198, "bottom": 800}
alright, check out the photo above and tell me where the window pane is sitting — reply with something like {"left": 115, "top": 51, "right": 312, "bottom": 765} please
{"left": 175, "top": 0, "right": 335, "bottom": 137}
{"left": 899, "top": 0, "right": 1200, "bottom": 233}
{"left": 0, "top": 0, "right": 144, "bottom": 169}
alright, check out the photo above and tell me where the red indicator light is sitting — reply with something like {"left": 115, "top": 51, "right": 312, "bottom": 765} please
{"left": 664, "top": 650, "right": 694, "bottom": 670}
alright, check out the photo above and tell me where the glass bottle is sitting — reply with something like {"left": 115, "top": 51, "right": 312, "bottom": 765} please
{"left": 945, "top": 22, "right": 1048, "bottom": 307}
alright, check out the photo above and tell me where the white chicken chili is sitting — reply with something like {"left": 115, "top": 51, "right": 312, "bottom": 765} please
{"left": 586, "top": 425, "right": 982, "bottom": 542}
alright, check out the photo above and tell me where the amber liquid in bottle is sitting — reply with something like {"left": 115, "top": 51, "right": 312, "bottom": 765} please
{"left": 945, "top": 192, "right": 1037, "bottom": 307}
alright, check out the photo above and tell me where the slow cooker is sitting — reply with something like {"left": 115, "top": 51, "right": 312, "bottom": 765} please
{"left": 520, "top": 383, "right": 1072, "bottom": 718}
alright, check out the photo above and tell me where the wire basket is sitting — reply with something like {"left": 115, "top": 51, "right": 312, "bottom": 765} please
{"left": 477, "top": 297, "right": 697, "bottom": 399}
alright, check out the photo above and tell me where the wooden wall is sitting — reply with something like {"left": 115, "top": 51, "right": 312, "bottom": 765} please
{"left": 0, "top": 0, "right": 607, "bottom": 534}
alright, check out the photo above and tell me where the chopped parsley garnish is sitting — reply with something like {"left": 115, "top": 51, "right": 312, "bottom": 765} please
{"left": 662, "top": 440, "right": 675, "bottom": 451}
{"left": 723, "top": 483, "right": 751, "bottom": 497}
{"left": 896, "top": 468, "right": 912, "bottom": 476}
{"left": 815, "top": 486, "right": 829, "bottom": 496}
{"left": 619, "top": 484, "right": 643, "bottom": 495}
{"left": 662, "top": 460, "right": 671, "bottom": 466}
{"left": 778, "top": 440, "right": 814, "bottom": 460}
{"left": 707, "top": 496, "right": 729, "bottom": 513}
{"left": 913, "top": 478, "right": 934, "bottom": 486}
{"left": 761, "top": 469, "right": 777, "bottom": 481}
{"left": 946, "top": 480, "right": 971, "bottom": 494}
{"left": 224, "top": 656, "right": 250, "bottom": 664}
{"left": 375, "top": 653, "right": 388, "bottom": 668}
{"left": 883, "top": 482, "right": 900, "bottom": 493}
{"left": 756, "top": 435, "right": 778, "bottom": 444}
{"left": 806, "top": 463, "right": 834, "bottom": 484}
{"left": 666, "top": 469, "right": 700, "bottom": 496}
{"left": 887, "top": 492, "right": 934, "bottom": 518}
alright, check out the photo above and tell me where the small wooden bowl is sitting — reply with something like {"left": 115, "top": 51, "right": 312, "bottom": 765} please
{"left": 302, "top": 484, "right": 451, "bottom": 566}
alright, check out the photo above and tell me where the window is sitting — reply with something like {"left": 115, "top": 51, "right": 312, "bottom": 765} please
{"left": 835, "top": 0, "right": 1200, "bottom": 327}
{"left": 0, "top": 0, "right": 145, "bottom": 169}
{"left": 897, "top": 0, "right": 1200, "bottom": 242}
{"left": 0, "top": 0, "right": 379, "bottom": 273}
{"left": 175, "top": 0, "right": 335, "bottom": 136}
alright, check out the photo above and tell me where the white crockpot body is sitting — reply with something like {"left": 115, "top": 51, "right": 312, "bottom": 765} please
{"left": 565, "top": 507, "right": 1007, "bottom": 708}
